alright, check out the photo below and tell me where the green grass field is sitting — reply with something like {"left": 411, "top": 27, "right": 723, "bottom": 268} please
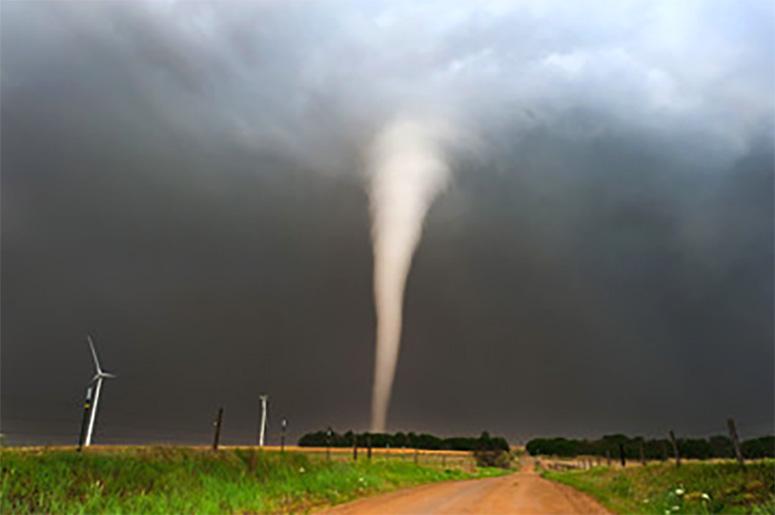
{"left": 0, "top": 447, "right": 505, "bottom": 514}
{"left": 542, "top": 460, "right": 775, "bottom": 514}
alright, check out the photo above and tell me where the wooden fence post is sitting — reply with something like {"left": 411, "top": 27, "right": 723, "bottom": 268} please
{"left": 367, "top": 434, "right": 372, "bottom": 461}
{"left": 353, "top": 434, "right": 358, "bottom": 462}
{"left": 727, "top": 418, "right": 745, "bottom": 466}
{"left": 619, "top": 443, "right": 626, "bottom": 467}
{"left": 669, "top": 430, "right": 681, "bottom": 467}
{"left": 605, "top": 449, "right": 611, "bottom": 467}
{"left": 212, "top": 407, "right": 223, "bottom": 451}
{"left": 640, "top": 440, "right": 646, "bottom": 466}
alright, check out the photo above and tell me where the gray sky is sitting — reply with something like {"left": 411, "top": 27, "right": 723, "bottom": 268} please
{"left": 2, "top": 0, "right": 773, "bottom": 445}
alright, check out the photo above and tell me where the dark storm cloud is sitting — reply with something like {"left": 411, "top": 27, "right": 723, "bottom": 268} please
{"left": 2, "top": 1, "right": 773, "bottom": 444}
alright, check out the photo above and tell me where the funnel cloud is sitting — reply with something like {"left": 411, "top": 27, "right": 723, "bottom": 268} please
{"left": 368, "top": 118, "right": 451, "bottom": 432}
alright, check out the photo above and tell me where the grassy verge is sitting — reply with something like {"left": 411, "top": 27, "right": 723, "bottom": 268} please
{"left": 542, "top": 460, "right": 775, "bottom": 514}
{"left": 1, "top": 447, "right": 506, "bottom": 513}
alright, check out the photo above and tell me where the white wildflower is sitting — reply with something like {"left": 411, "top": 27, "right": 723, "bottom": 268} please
{"left": 675, "top": 488, "right": 685, "bottom": 495}
{"left": 701, "top": 493, "right": 711, "bottom": 501}
{"left": 298, "top": 467, "right": 305, "bottom": 473}
{"left": 671, "top": 506, "right": 680, "bottom": 511}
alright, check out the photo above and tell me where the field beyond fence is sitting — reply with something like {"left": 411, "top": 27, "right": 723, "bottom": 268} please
{"left": 0, "top": 445, "right": 503, "bottom": 514}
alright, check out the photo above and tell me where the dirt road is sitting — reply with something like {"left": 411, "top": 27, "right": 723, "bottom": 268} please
{"left": 318, "top": 462, "right": 609, "bottom": 514}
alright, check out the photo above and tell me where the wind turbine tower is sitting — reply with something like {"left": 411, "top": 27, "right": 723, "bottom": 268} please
{"left": 258, "top": 394, "right": 269, "bottom": 447}
{"left": 84, "top": 335, "right": 117, "bottom": 446}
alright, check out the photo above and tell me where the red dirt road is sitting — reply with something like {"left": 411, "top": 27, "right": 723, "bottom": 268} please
{"left": 318, "top": 462, "right": 609, "bottom": 515}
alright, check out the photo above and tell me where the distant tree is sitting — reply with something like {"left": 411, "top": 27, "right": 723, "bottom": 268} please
{"left": 491, "top": 436, "right": 510, "bottom": 452}
{"left": 679, "top": 438, "right": 712, "bottom": 459}
{"left": 741, "top": 436, "right": 775, "bottom": 458}
{"left": 525, "top": 433, "right": 774, "bottom": 459}
{"left": 709, "top": 435, "right": 734, "bottom": 458}
{"left": 298, "top": 431, "right": 327, "bottom": 447}
{"left": 417, "top": 433, "right": 442, "bottom": 450}
{"left": 298, "top": 430, "right": 510, "bottom": 451}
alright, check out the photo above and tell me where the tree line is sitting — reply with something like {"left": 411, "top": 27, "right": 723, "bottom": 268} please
{"left": 298, "top": 430, "right": 510, "bottom": 452}
{"left": 526, "top": 434, "right": 774, "bottom": 459}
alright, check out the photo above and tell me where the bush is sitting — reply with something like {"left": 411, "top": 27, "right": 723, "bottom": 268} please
{"left": 473, "top": 449, "right": 512, "bottom": 468}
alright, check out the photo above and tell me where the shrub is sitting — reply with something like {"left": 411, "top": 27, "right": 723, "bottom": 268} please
{"left": 473, "top": 450, "right": 511, "bottom": 469}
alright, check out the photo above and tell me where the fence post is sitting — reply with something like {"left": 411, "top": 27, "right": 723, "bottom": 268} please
{"left": 414, "top": 448, "right": 419, "bottom": 465}
{"left": 618, "top": 443, "right": 626, "bottom": 467}
{"left": 605, "top": 449, "right": 611, "bottom": 467}
{"left": 212, "top": 407, "right": 223, "bottom": 451}
{"left": 669, "top": 430, "right": 681, "bottom": 467}
{"left": 353, "top": 434, "right": 358, "bottom": 462}
{"left": 367, "top": 434, "right": 372, "bottom": 461}
{"left": 640, "top": 440, "right": 646, "bottom": 466}
{"left": 727, "top": 418, "right": 745, "bottom": 467}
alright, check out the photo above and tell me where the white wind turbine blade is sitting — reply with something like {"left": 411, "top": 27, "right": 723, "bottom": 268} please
{"left": 101, "top": 372, "right": 117, "bottom": 379}
{"left": 87, "top": 335, "right": 103, "bottom": 374}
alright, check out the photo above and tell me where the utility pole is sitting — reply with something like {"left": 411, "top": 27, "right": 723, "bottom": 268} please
{"left": 326, "top": 427, "right": 333, "bottom": 461}
{"left": 727, "top": 418, "right": 745, "bottom": 466}
{"left": 212, "top": 407, "right": 223, "bottom": 451}
{"left": 669, "top": 430, "right": 681, "bottom": 467}
{"left": 77, "top": 385, "right": 94, "bottom": 452}
{"left": 258, "top": 395, "right": 269, "bottom": 447}
{"left": 280, "top": 418, "right": 287, "bottom": 453}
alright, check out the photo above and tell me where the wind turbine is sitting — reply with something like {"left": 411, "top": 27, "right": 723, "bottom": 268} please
{"left": 83, "top": 335, "right": 116, "bottom": 446}
{"left": 258, "top": 394, "right": 269, "bottom": 447}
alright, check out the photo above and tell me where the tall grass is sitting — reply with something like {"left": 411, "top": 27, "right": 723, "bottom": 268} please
{"left": 543, "top": 460, "right": 775, "bottom": 514}
{"left": 1, "top": 447, "right": 504, "bottom": 514}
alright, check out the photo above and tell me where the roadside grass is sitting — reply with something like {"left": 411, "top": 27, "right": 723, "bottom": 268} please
{"left": 542, "top": 460, "right": 775, "bottom": 514}
{"left": 1, "top": 446, "right": 506, "bottom": 514}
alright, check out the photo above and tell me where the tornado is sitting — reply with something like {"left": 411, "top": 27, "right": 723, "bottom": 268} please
{"left": 368, "top": 117, "right": 450, "bottom": 432}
